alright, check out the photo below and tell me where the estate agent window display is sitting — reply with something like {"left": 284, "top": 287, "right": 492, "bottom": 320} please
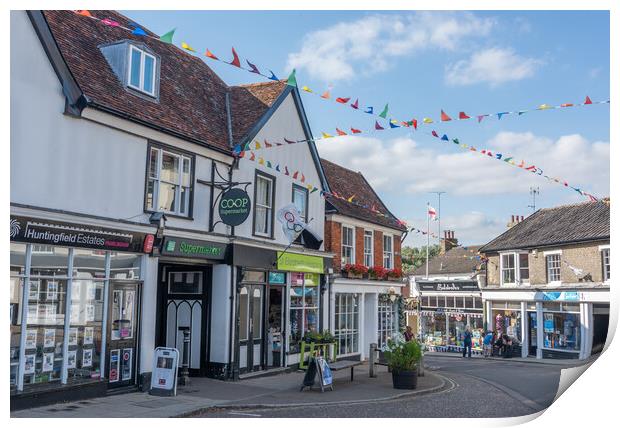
{"left": 10, "top": 243, "right": 142, "bottom": 392}
{"left": 542, "top": 302, "right": 581, "bottom": 352}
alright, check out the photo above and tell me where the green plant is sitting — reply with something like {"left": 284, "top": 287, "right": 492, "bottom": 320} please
{"left": 383, "top": 335, "right": 422, "bottom": 372}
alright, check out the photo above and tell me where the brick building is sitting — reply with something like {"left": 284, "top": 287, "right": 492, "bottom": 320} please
{"left": 479, "top": 200, "right": 610, "bottom": 360}
{"left": 320, "top": 159, "right": 407, "bottom": 359}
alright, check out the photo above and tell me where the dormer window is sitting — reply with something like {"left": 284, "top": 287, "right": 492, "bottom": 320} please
{"left": 128, "top": 45, "right": 156, "bottom": 96}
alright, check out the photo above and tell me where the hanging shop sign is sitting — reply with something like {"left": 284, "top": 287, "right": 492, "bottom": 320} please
{"left": 276, "top": 251, "right": 324, "bottom": 274}
{"left": 160, "top": 236, "right": 227, "bottom": 260}
{"left": 219, "top": 188, "right": 251, "bottom": 226}
{"left": 9, "top": 215, "right": 154, "bottom": 253}
{"left": 417, "top": 281, "right": 479, "bottom": 292}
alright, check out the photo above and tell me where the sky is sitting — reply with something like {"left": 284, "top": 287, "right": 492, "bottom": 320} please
{"left": 123, "top": 10, "right": 610, "bottom": 247}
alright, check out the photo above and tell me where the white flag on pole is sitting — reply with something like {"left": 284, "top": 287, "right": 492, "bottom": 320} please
{"left": 428, "top": 205, "right": 438, "bottom": 221}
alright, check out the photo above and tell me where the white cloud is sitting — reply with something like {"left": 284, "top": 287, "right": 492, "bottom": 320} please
{"left": 316, "top": 131, "right": 609, "bottom": 198}
{"left": 286, "top": 12, "right": 494, "bottom": 83}
{"left": 445, "top": 48, "right": 543, "bottom": 87}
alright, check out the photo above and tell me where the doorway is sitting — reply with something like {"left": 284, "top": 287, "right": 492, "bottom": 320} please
{"left": 159, "top": 265, "right": 210, "bottom": 375}
{"left": 238, "top": 284, "right": 264, "bottom": 372}
{"left": 107, "top": 281, "right": 140, "bottom": 388}
{"left": 527, "top": 311, "right": 537, "bottom": 357}
{"left": 266, "top": 285, "right": 284, "bottom": 368}
{"left": 592, "top": 305, "right": 609, "bottom": 354}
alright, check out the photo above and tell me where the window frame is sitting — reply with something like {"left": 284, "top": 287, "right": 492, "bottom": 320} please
{"left": 341, "top": 225, "right": 355, "bottom": 266}
{"left": 291, "top": 184, "right": 309, "bottom": 223}
{"left": 127, "top": 45, "right": 157, "bottom": 97}
{"left": 363, "top": 230, "right": 374, "bottom": 267}
{"left": 499, "top": 251, "right": 530, "bottom": 286}
{"left": 545, "top": 252, "right": 562, "bottom": 284}
{"left": 252, "top": 170, "right": 276, "bottom": 239}
{"left": 144, "top": 142, "right": 195, "bottom": 218}
{"left": 383, "top": 234, "right": 393, "bottom": 269}
{"left": 600, "top": 245, "right": 610, "bottom": 282}
{"left": 335, "top": 293, "right": 360, "bottom": 356}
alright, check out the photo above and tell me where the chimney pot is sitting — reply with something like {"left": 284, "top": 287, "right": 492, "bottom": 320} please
{"left": 511, "top": 215, "right": 515, "bottom": 222}
{"left": 521, "top": 215, "right": 524, "bottom": 222}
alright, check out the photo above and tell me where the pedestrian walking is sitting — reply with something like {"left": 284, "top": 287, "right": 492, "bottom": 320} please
{"left": 462, "top": 326, "right": 473, "bottom": 358}
{"left": 483, "top": 331, "right": 493, "bottom": 358}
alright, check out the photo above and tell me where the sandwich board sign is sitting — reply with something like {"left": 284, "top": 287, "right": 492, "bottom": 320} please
{"left": 149, "top": 347, "right": 179, "bottom": 396}
{"left": 316, "top": 356, "right": 334, "bottom": 392}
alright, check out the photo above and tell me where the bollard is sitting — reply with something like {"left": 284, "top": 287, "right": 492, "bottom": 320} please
{"left": 418, "top": 351, "right": 425, "bottom": 377}
{"left": 178, "top": 327, "right": 190, "bottom": 386}
{"left": 369, "top": 343, "right": 377, "bottom": 378}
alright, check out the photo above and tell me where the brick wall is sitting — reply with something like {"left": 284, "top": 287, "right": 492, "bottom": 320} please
{"left": 483, "top": 240, "right": 608, "bottom": 286}
{"left": 374, "top": 230, "right": 383, "bottom": 267}
{"left": 394, "top": 235, "right": 402, "bottom": 271}
{"left": 324, "top": 220, "right": 342, "bottom": 267}
{"left": 355, "top": 227, "right": 364, "bottom": 265}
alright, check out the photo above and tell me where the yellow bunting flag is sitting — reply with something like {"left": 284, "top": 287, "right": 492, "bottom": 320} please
{"left": 302, "top": 86, "right": 313, "bottom": 93}
{"left": 321, "top": 132, "right": 333, "bottom": 139}
{"left": 181, "top": 42, "right": 196, "bottom": 52}
{"left": 254, "top": 140, "right": 262, "bottom": 149}
{"left": 258, "top": 157, "right": 265, "bottom": 165}
{"left": 423, "top": 118, "right": 433, "bottom": 124}
{"left": 538, "top": 104, "right": 552, "bottom": 110}
{"left": 347, "top": 195, "right": 356, "bottom": 203}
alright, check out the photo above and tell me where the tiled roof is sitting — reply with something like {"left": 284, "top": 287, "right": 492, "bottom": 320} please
{"left": 320, "top": 158, "right": 406, "bottom": 231}
{"left": 230, "top": 81, "right": 288, "bottom": 143}
{"left": 412, "top": 245, "right": 484, "bottom": 276}
{"left": 480, "top": 201, "right": 610, "bottom": 253}
{"left": 42, "top": 10, "right": 287, "bottom": 153}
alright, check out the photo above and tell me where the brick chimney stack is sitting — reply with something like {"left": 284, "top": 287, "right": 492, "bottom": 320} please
{"left": 440, "top": 230, "right": 458, "bottom": 254}
{"left": 507, "top": 214, "right": 525, "bottom": 228}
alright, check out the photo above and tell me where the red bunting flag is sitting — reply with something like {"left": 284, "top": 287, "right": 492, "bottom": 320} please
{"left": 336, "top": 128, "right": 347, "bottom": 136}
{"left": 321, "top": 90, "right": 331, "bottom": 99}
{"left": 351, "top": 127, "right": 362, "bottom": 134}
{"left": 432, "top": 130, "right": 439, "bottom": 138}
{"left": 336, "top": 97, "right": 351, "bottom": 104}
{"left": 293, "top": 171, "right": 299, "bottom": 179}
{"left": 375, "top": 121, "right": 385, "bottom": 130}
{"left": 459, "top": 111, "right": 471, "bottom": 119}
{"left": 440, "top": 110, "right": 452, "bottom": 121}
{"left": 411, "top": 119, "right": 418, "bottom": 130}
{"left": 561, "top": 103, "right": 574, "bottom": 107}
{"left": 264, "top": 140, "right": 273, "bottom": 148}
{"left": 301, "top": 174, "right": 305, "bottom": 183}
{"left": 584, "top": 96, "right": 593, "bottom": 105}
{"left": 205, "top": 49, "right": 219, "bottom": 60}
{"left": 351, "top": 99, "right": 359, "bottom": 109}
{"left": 250, "top": 152, "right": 255, "bottom": 161}
{"left": 230, "top": 47, "right": 241, "bottom": 67}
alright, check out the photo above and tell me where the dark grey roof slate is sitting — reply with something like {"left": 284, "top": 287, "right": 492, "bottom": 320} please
{"left": 412, "top": 245, "right": 484, "bottom": 276}
{"left": 479, "top": 201, "right": 610, "bottom": 253}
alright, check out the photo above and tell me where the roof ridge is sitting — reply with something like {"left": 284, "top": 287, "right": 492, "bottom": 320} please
{"left": 235, "top": 80, "right": 287, "bottom": 88}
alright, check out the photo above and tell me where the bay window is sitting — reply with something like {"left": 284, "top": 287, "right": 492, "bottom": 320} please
{"left": 146, "top": 145, "right": 193, "bottom": 216}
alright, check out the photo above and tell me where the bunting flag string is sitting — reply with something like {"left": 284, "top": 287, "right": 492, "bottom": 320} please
{"left": 73, "top": 12, "right": 609, "bottom": 133}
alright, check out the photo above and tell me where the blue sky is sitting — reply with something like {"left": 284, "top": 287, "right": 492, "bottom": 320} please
{"left": 124, "top": 10, "right": 610, "bottom": 247}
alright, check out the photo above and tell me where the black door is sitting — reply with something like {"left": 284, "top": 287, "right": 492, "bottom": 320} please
{"left": 527, "top": 311, "right": 537, "bottom": 357}
{"left": 159, "top": 265, "right": 210, "bottom": 376}
{"left": 238, "top": 284, "right": 264, "bottom": 372}
{"left": 107, "top": 281, "right": 140, "bottom": 388}
{"left": 266, "top": 285, "right": 284, "bottom": 368}
{"left": 592, "top": 313, "right": 609, "bottom": 354}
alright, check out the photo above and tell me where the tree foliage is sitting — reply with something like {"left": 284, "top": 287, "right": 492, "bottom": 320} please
{"left": 401, "top": 244, "right": 440, "bottom": 274}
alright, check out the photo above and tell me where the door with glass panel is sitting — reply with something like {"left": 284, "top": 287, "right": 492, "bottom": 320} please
{"left": 107, "top": 282, "right": 140, "bottom": 388}
{"left": 163, "top": 267, "right": 208, "bottom": 375}
{"left": 238, "top": 284, "right": 264, "bottom": 372}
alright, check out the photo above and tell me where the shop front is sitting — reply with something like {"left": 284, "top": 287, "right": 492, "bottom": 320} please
{"left": 231, "top": 244, "right": 331, "bottom": 376}
{"left": 155, "top": 235, "right": 229, "bottom": 377}
{"left": 483, "top": 288, "right": 610, "bottom": 359}
{"left": 10, "top": 214, "right": 154, "bottom": 409}
{"left": 416, "top": 280, "right": 484, "bottom": 353}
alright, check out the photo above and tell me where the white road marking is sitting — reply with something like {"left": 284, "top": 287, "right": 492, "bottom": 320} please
{"left": 228, "top": 411, "right": 262, "bottom": 417}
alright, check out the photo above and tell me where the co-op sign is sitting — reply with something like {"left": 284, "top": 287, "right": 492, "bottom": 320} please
{"left": 219, "top": 188, "right": 251, "bottom": 226}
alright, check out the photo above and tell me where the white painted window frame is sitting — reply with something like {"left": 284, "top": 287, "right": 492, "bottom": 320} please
{"left": 363, "top": 230, "right": 373, "bottom": 267}
{"left": 544, "top": 250, "right": 563, "bottom": 285}
{"left": 383, "top": 234, "right": 394, "bottom": 269}
{"left": 341, "top": 225, "right": 355, "bottom": 266}
{"left": 599, "top": 245, "right": 610, "bottom": 282}
{"left": 499, "top": 251, "right": 530, "bottom": 286}
{"left": 127, "top": 45, "right": 157, "bottom": 96}
{"left": 147, "top": 147, "right": 192, "bottom": 216}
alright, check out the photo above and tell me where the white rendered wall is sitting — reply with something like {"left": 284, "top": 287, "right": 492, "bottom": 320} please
{"left": 139, "top": 256, "right": 159, "bottom": 373}
{"left": 211, "top": 265, "right": 233, "bottom": 364}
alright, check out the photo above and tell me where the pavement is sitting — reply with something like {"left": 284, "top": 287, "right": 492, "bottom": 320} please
{"left": 424, "top": 350, "right": 596, "bottom": 366}
{"left": 11, "top": 363, "right": 446, "bottom": 418}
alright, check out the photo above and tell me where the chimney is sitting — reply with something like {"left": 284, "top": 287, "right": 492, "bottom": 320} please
{"left": 507, "top": 214, "right": 524, "bottom": 229}
{"left": 440, "top": 230, "right": 458, "bottom": 254}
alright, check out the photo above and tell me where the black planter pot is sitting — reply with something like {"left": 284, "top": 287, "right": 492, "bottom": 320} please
{"left": 391, "top": 369, "right": 418, "bottom": 389}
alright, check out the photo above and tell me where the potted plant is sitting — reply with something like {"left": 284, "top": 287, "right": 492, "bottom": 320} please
{"left": 387, "top": 268, "right": 403, "bottom": 280}
{"left": 342, "top": 263, "right": 368, "bottom": 279}
{"left": 368, "top": 266, "right": 387, "bottom": 280}
{"left": 383, "top": 334, "right": 422, "bottom": 389}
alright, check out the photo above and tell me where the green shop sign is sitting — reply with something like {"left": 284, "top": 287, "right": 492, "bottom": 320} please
{"left": 219, "top": 188, "right": 251, "bottom": 227}
{"left": 161, "top": 237, "right": 227, "bottom": 260}
{"left": 276, "top": 252, "right": 324, "bottom": 274}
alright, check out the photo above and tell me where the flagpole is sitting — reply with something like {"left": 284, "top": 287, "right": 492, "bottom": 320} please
{"left": 426, "top": 202, "right": 430, "bottom": 279}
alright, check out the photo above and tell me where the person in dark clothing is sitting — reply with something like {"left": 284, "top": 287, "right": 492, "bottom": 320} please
{"left": 462, "top": 326, "right": 473, "bottom": 358}
{"left": 502, "top": 334, "right": 513, "bottom": 358}
{"left": 404, "top": 326, "right": 414, "bottom": 342}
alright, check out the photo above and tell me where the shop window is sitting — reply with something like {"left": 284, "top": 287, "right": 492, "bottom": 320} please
{"left": 464, "top": 297, "right": 473, "bottom": 308}
{"left": 253, "top": 171, "right": 275, "bottom": 237}
{"left": 542, "top": 304, "right": 580, "bottom": 351}
{"left": 335, "top": 294, "right": 360, "bottom": 355}
{"left": 601, "top": 248, "right": 610, "bottom": 281}
{"left": 146, "top": 146, "right": 193, "bottom": 217}
{"left": 10, "top": 244, "right": 27, "bottom": 387}
{"left": 546, "top": 253, "right": 562, "bottom": 283}
{"left": 456, "top": 297, "right": 465, "bottom": 308}
{"left": 421, "top": 296, "right": 430, "bottom": 307}
{"left": 383, "top": 235, "right": 393, "bottom": 269}
{"left": 378, "top": 297, "right": 397, "bottom": 349}
{"left": 128, "top": 45, "right": 157, "bottom": 96}
{"left": 110, "top": 252, "right": 141, "bottom": 280}
{"left": 363, "top": 231, "right": 373, "bottom": 267}
{"left": 492, "top": 304, "right": 522, "bottom": 340}
{"left": 341, "top": 226, "right": 354, "bottom": 266}
{"left": 289, "top": 273, "right": 320, "bottom": 353}
{"left": 238, "top": 287, "right": 249, "bottom": 342}
{"left": 421, "top": 312, "right": 446, "bottom": 347}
